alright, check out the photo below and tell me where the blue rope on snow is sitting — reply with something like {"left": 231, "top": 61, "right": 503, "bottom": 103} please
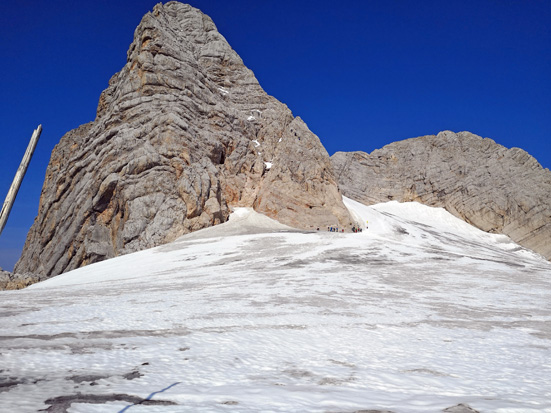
{"left": 118, "top": 381, "right": 182, "bottom": 412}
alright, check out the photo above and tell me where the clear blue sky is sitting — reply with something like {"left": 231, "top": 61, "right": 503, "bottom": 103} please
{"left": 1, "top": 0, "right": 550, "bottom": 271}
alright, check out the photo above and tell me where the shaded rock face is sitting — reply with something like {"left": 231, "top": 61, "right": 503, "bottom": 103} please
{"left": 16, "top": 2, "right": 352, "bottom": 278}
{"left": 332, "top": 130, "right": 551, "bottom": 260}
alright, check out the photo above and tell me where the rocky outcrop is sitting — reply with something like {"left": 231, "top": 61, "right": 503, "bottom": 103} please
{"left": 0, "top": 267, "right": 43, "bottom": 290}
{"left": 15, "top": 2, "right": 353, "bottom": 278}
{"left": 332, "top": 130, "right": 551, "bottom": 260}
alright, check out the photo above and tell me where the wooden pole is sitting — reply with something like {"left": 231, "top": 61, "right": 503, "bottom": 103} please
{"left": 0, "top": 125, "right": 42, "bottom": 238}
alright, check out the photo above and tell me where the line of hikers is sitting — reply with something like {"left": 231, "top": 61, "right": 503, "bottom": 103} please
{"left": 326, "top": 226, "right": 364, "bottom": 233}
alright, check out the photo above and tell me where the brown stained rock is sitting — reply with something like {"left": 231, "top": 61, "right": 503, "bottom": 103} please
{"left": 332, "top": 130, "right": 551, "bottom": 260}
{"left": 0, "top": 269, "right": 43, "bottom": 290}
{"left": 15, "top": 2, "right": 352, "bottom": 278}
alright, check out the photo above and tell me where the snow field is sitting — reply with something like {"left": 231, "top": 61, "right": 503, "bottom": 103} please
{"left": 0, "top": 199, "right": 550, "bottom": 412}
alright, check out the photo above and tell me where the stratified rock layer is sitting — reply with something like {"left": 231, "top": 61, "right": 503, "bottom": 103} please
{"left": 332, "top": 131, "right": 551, "bottom": 260}
{"left": 16, "top": 2, "right": 352, "bottom": 278}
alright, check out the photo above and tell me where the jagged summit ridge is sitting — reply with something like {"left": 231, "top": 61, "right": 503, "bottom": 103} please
{"left": 331, "top": 130, "right": 551, "bottom": 260}
{"left": 15, "top": 2, "right": 353, "bottom": 278}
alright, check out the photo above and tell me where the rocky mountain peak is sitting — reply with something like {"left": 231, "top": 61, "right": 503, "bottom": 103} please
{"left": 332, "top": 130, "right": 551, "bottom": 260}
{"left": 15, "top": 2, "right": 353, "bottom": 278}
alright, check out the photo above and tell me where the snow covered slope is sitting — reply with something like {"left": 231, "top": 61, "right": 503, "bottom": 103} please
{"left": 1, "top": 199, "right": 550, "bottom": 412}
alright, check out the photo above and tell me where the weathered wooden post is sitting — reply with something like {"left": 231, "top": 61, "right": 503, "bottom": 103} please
{"left": 0, "top": 125, "right": 42, "bottom": 238}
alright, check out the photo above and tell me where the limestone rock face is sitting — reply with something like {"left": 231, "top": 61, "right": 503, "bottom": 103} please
{"left": 332, "top": 131, "right": 551, "bottom": 260}
{"left": 16, "top": 2, "right": 352, "bottom": 278}
{"left": 0, "top": 268, "right": 43, "bottom": 290}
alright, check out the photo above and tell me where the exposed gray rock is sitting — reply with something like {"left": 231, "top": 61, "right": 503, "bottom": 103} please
{"left": 0, "top": 268, "right": 43, "bottom": 290}
{"left": 15, "top": 2, "right": 352, "bottom": 278}
{"left": 442, "top": 404, "right": 480, "bottom": 413}
{"left": 332, "top": 130, "right": 551, "bottom": 260}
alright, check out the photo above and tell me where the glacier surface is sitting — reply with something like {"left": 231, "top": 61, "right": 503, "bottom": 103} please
{"left": 0, "top": 198, "right": 550, "bottom": 412}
